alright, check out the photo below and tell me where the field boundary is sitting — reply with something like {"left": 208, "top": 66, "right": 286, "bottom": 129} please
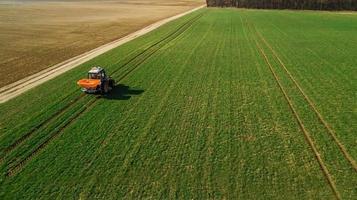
{"left": 0, "top": 5, "right": 206, "bottom": 104}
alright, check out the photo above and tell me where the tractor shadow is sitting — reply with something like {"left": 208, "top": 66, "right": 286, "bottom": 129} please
{"left": 103, "top": 84, "right": 144, "bottom": 100}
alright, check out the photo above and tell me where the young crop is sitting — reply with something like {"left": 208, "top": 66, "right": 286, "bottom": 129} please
{"left": 0, "top": 8, "right": 356, "bottom": 199}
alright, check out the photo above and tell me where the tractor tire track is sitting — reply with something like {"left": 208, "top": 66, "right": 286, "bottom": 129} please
{"left": 243, "top": 19, "right": 341, "bottom": 200}
{"left": 6, "top": 96, "right": 99, "bottom": 177}
{"left": 110, "top": 12, "right": 205, "bottom": 78}
{"left": 0, "top": 92, "right": 84, "bottom": 158}
{"left": 253, "top": 26, "right": 357, "bottom": 172}
{"left": 4, "top": 12, "right": 205, "bottom": 177}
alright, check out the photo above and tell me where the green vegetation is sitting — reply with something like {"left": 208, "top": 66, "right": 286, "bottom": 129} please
{"left": 0, "top": 8, "right": 356, "bottom": 199}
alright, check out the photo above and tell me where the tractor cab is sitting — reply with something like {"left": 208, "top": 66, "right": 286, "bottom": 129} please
{"left": 77, "top": 67, "right": 115, "bottom": 94}
{"left": 88, "top": 67, "right": 107, "bottom": 80}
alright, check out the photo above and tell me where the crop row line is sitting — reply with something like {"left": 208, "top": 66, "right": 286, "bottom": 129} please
{"left": 243, "top": 19, "right": 341, "bottom": 199}
{"left": 253, "top": 28, "right": 357, "bottom": 172}
{"left": 3, "top": 12, "right": 205, "bottom": 177}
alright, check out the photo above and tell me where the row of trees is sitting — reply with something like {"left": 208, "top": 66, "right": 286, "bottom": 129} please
{"left": 206, "top": 0, "right": 357, "bottom": 10}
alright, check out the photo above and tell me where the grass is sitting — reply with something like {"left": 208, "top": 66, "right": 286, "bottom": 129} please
{"left": 0, "top": 8, "right": 356, "bottom": 199}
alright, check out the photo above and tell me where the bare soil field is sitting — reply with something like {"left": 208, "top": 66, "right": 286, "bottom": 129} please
{"left": 0, "top": 0, "right": 203, "bottom": 87}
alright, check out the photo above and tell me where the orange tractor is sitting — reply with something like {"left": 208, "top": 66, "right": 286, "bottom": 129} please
{"left": 77, "top": 67, "right": 115, "bottom": 94}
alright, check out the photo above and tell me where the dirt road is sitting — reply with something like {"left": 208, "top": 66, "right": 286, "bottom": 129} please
{"left": 0, "top": 5, "right": 205, "bottom": 103}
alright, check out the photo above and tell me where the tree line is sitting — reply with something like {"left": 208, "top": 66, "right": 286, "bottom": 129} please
{"left": 206, "top": 0, "right": 357, "bottom": 10}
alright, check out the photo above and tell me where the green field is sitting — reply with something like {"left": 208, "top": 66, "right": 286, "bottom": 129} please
{"left": 0, "top": 8, "right": 356, "bottom": 199}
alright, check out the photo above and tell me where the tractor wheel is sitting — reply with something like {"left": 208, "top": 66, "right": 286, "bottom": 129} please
{"left": 109, "top": 79, "right": 115, "bottom": 89}
{"left": 99, "top": 83, "right": 106, "bottom": 94}
{"left": 96, "top": 86, "right": 101, "bottom": 94}
{"left": 104, "top": 83, "right": 109, "bottom": 93}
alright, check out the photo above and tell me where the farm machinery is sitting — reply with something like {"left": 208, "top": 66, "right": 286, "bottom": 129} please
{"left": 77, "top": 67, "right": 115, "bottom": 94}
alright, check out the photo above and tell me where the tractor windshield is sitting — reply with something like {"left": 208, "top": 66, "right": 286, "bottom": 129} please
{"left": 88, "top": 73, "right": 101, "bottom": 79}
